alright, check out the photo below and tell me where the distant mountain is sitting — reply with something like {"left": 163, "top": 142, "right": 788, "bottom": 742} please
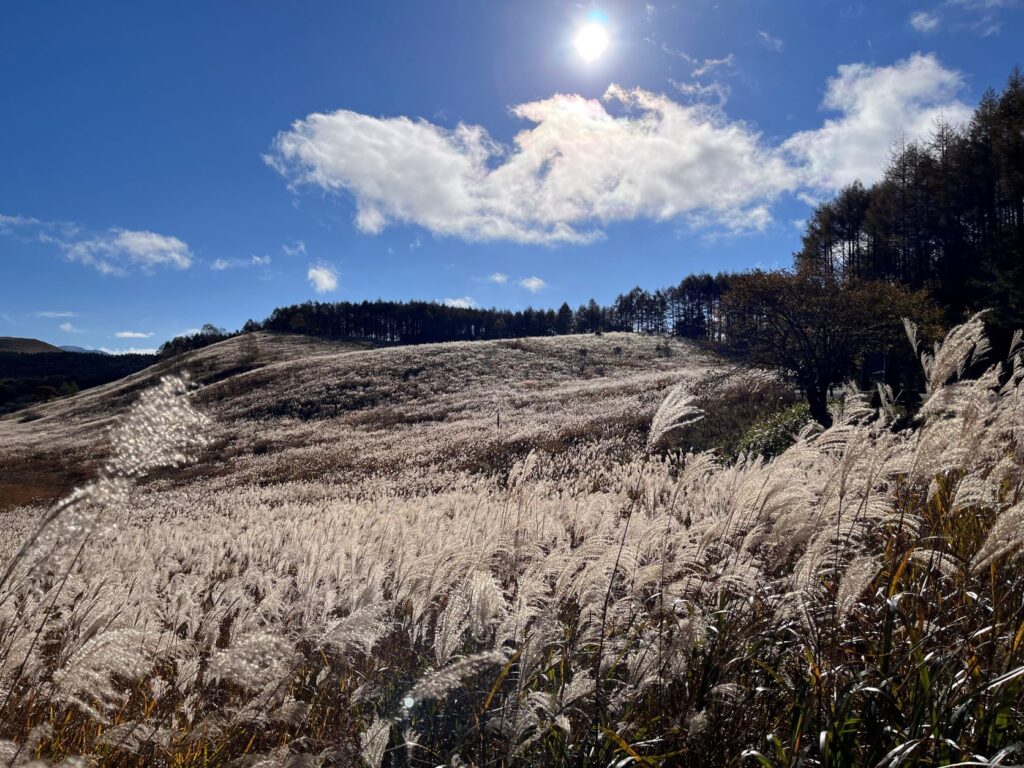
{"left": 59, "top": 345, "right": 108, "bottom": 355}
{"left": 0, "top": 337, "right": 62, "bottom": 354}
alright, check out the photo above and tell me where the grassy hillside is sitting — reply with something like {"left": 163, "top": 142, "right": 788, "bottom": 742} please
{"left": 0, "top": 331, "right": 365, "bottom": 508}
{"left": 0, "top": 336, "right": 62, "bottom": 353}
{"left": 0, "top": 331, "right": 730, "bottom": 509}
{"left": 0, "top": 321, "right": 1021, "bottom": 767}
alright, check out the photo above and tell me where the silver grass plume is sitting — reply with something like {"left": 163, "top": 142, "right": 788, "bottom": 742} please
{"left": 972, "top": 501, "right": 1024, "bottom": 571}
{"left": 104, "top": 374, "right": 212, "bottom": 479}
{"left": 406, "top": 649, "right": 509, "bottom": 704}
{"left": 359, "top": 716, "right": 391, "bottom": 768}
{"left": 909, "top": 311, "right": 990, "bottom": 393}
{"left": 835, "top": 555, "right": 879, "bottom": 621}
{"left": 0, "top": 374, "right": 210, "bottom": 592}
{"left": 206, "top": 632, "right": 294, "bottom": 691}
{"left": 648, "top": 382, "right": 704, "bottom": 451}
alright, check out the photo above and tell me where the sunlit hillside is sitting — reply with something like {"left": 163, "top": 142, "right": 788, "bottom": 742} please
{"left": 0, "top": 331, "right": 726, "bottom": 511}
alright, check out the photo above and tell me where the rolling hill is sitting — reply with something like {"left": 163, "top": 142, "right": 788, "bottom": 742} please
{"left": 0, "top": 336, "right": 62, "bottom": 353}
{"left": 0, "top": 330, "right": 726, "bottom": 510}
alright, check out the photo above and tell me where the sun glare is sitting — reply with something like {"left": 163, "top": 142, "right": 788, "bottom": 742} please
{"left": 574, "top": 21, "right": 609, "bottom": 62}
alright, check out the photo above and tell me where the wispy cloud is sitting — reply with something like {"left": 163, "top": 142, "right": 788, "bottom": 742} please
{"left": 282, "top": 240, "right": 306, "bottom": 257}
{"left": 519, "top": 276, "right": 547, "bottom": 293}
{"left": 0, "top": 214, "right": 193, "bottom": 275}
{"left": 947, "top": 0, "right": 1012, "bottom": 8}
{"left": 34, "top": 311, "right": 78, "bottom": 318}
{"left": 757, "top": 31, "right": 784, "bottom": 51}
{"left": 690, "top": 54, "right": 734, "bottom": 78}
{"left": 945, "top": 0, "right": 1013, "bottom": 35}
{"left": 0, "top": 213, "right": 43, "bottom": 230}
{"left": 910, "top": 10, "right": 941, "bottom": 31}
{"left": 211, "top": 255, "right": 271, "bottom": 271}
{"left": 115, "top": 331, "right": 153, "bottom": 339}
{"left": 487, "top": 272, "right": 508, "bottom": 284}
{"left": 307, "top": 264, "right": 338, "bottom": 293}
{"left": 443, "top": 296, "right": 477, "bottom": 309}
{"left": 670, "top": 79, "right": 730, "bottom": 106}
{"left": 59, "top": 322, "right": 82, "bottom": 333}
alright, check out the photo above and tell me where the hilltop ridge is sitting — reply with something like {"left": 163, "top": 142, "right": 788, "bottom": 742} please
{"left": 0, "top": 336, "right": 62, "bottom": 354}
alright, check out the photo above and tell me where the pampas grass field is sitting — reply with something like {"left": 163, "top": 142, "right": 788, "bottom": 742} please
{"left": 0, "top": 319, "right": 1022, "bottom": 766}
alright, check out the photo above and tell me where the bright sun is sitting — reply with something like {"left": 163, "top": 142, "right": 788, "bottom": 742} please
{"left": 574, "top": 22, "right": 609, "bottom": 62}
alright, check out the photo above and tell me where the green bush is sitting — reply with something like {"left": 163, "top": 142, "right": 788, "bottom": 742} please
{"left": 734, "top": 401, "right": 811, "bottom": 460}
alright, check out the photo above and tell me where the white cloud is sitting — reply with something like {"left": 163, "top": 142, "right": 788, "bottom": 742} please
{"left": 757, "top": 31, "right": 784, "bottom": 51}
{"left": 943, "top": 0, "right": 1012, "bottom": 34}
{"left": 488, "top": 272, "right": 509, "bottom": 284}
{"left": 784, "top": 53, "right": 972, "bottom": 190}
{"left": 34, "top": 311, "right": 77, "bottom": 318}
{"left": 910, "top": 11, "right": 941, "bottom": 31}
{"left": 211, "top": 255, "right": 271, "bottom": 270}
{"left": 268, "top": 54, "right": 976, "bottom": 241}
{"left": 519, "top": 276, "right": 547, "bottom": 293}
{"left": 691, "top": 54, "right": 734, "bottom": 78}
{"left": 307, "top": 265, "right": 338, "bottom": 293}
{"left": 282, "top": 240, "right": 306, "bottom": 256}
{"left": 268, "top": 85, "right": 798, "bottom": 243}
{"left": 0, "top": 213, "right": 42, "bottom": 230}
{"left": 59, "top": 322, "right": 82, "bottom": 333}
{"left": 443, "top": 296, "right": 477, "bottom": 309}
{"left": 947, "top": 0, "right": 1011, "bottom": 8}
{"left": 99, "top": 346, "right": 159, "bottom": 355}
{"left": 64, "top": 230, "right": 193, "bottom": 274}
{"left": 671, "top": 79, "right": 730, "bottom": 106}
{"left": 115, "top": 331, "right": 153, "bottom": 339}
{"left": 1, "top": 216, "right": 190, "bottom": 275}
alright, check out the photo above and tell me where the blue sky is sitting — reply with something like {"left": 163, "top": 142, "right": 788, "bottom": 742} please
{"left": 1, "top": 0, "right": 1021, "bottom": 352}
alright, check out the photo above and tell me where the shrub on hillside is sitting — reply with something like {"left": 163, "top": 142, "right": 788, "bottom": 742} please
{"left": 733, "top": 401, "right": 811, "bottom": 460}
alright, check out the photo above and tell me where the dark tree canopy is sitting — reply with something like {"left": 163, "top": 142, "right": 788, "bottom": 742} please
{"left": 795, "top": 69, "right": 1024, "bottom": 341}
{"left": 723, "top": 270, "right": 939, "bottom": 425}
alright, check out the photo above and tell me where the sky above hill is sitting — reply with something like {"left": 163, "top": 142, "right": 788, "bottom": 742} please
{"left": 1, "top": 0, "right": 1021, "bottom": 352}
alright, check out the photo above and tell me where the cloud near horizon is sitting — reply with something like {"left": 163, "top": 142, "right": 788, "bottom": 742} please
{"left": 267, "top": 54, "right": 971, "bottom": 245}
{"left": 99, "top": 346, "right": 159, "bottom": 355}
{"left": 443, "top": 296, "right": 477, "bottom": 308}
